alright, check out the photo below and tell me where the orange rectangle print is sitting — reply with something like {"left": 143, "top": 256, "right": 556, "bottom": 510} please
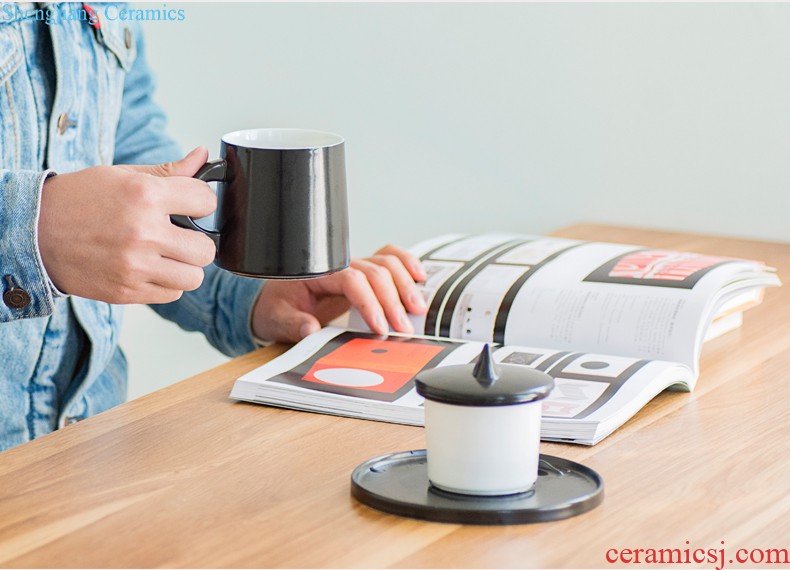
{"left": 303, "top": 338, "right": 445, "bottom": 394}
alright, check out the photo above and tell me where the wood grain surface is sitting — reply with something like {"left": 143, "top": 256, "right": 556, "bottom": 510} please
{"left": 0, "top": 224, "right": 787, "bottom": 568}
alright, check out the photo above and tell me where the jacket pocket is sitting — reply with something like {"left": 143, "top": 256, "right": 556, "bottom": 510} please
{"left": 96, "top": 14, "right": 137, "bottom": 72}
{"left": 0, "top": 27, "right": 22, "bottom": 86}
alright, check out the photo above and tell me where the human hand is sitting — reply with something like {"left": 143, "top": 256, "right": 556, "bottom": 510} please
{"left": 38, "top": 147, "right": 217, "bottom": 304}
{"left": 251, "top": 244, "right": 428, "bottom": 343}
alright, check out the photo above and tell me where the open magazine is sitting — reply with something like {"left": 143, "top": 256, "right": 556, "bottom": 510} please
{"left": 230, "top": 233, "right": 781, "bottom": 445}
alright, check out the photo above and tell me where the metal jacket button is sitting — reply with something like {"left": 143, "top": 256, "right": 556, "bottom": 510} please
{"left": 3, "top": 287, "right": 30, "bottom": 309}
{"left": 57, "top": 112, "right": 76, "bottom": 135}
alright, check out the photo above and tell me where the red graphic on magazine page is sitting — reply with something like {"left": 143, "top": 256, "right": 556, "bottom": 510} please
{"left": 303, "top": 338, "right": 445, "bottom": 394}
{"left": 271, "top": 331, "right": 461, "bottom": 402}
{"left": 584, "top": 249, "right": 734, "bottom": 289}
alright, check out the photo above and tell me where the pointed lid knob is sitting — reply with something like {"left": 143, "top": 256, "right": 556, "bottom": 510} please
{"left": 473, "top": 344, "right": 499, "bottom": 388}
{"left": 415, "top": 344, "right": 554, "bottom": 407}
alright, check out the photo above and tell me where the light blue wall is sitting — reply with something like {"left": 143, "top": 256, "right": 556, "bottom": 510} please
{"left": 122, "top": 2, "right": 790, "bottom": 399}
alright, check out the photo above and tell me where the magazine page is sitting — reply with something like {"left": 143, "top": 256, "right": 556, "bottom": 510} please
{"left": 230, "top": 327, "right": 694, "bottom": 445}
{"left": 230, "top": 327, "right": 480, "bottom": 425}
{"left": 350, "top": 233, "right": 780, "bottom": 371}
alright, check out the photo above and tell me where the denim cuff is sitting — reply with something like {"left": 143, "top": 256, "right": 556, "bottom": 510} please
{"left": 247, "top": 282, "right": 275, "bottom": 347}
{"left": 0, "top": 169, "right": 60, "bottom": 322}
{"left": 219, "top": 272, "right": 267, "bottom": 356}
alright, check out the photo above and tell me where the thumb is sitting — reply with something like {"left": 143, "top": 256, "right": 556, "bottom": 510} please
{"left": 122, "top": 147, "right": 209, "bottom": 178}
{"left": 278, "top": 310, "right": 321, "bottom": 343}
{"left": 254, "top": 298, "right": 323, "bottom": 343}
{"left": 295, "top": 314, "right": 322, "bottom": 341}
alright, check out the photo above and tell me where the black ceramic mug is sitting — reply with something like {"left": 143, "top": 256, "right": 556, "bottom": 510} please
{"left": 171, "top": 128, "right": 350, "bottom": 279}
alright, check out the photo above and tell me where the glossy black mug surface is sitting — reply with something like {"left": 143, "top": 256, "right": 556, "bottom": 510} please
{"left": 172, "top": 128, "right": 350, "bottom": 279}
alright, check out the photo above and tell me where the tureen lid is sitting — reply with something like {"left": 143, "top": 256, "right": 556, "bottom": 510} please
{"left": 415, "top": 344, "right": 554, "bottom": 406}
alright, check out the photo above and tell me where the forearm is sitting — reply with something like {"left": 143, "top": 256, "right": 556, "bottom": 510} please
{"left": 148, "top": 264, "right": 264, "bottom": 357}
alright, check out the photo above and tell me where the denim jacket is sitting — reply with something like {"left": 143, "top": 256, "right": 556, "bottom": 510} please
{"left": 0, "top": 3, "right": 263, "bottom": 451}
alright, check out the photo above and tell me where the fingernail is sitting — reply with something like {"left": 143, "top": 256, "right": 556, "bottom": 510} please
{"left": 410, "top": 292, "right": 427, "bottom": 311}
{"left": 412, "top": 263, "right": 427, "bottom": 281}
{"left": 375, "top": 313, "right": 389, "bottom": 335}
{"left": 398, "top": 307, "right": 414, "bottom": 334}
{"left": 300, "top": 322, "right": 318, "bottom": 339}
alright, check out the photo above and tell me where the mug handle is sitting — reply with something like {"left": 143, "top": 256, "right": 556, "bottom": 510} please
{"left": 170, "top": 159, "right": 227, "bottom": 250}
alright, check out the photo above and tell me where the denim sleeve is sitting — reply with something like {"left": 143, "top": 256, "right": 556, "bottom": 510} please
{"left": 114, "top": 21, "right": 263, "bottom": 357}
{"left": 150, "top": 267, "right": 264, "bottom": 357}
{"left": 0, "top": 168, "right": 63, "bottom": 322}
{"left": 112, "top": 20, "right": 181, "bottom": 166}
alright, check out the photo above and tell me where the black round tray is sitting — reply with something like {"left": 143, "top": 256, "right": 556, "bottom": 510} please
{"left": 351, "top": 450, "right": 603, "bottom": 525}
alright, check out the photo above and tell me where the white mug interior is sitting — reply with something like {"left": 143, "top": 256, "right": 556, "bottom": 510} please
{"left": 222, "top": 128, "right": 344, "bottom": 150}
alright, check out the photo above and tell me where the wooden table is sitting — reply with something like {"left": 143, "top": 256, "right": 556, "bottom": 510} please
{"left": 1, "top": 224, "right": 788, "bottom": 568}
